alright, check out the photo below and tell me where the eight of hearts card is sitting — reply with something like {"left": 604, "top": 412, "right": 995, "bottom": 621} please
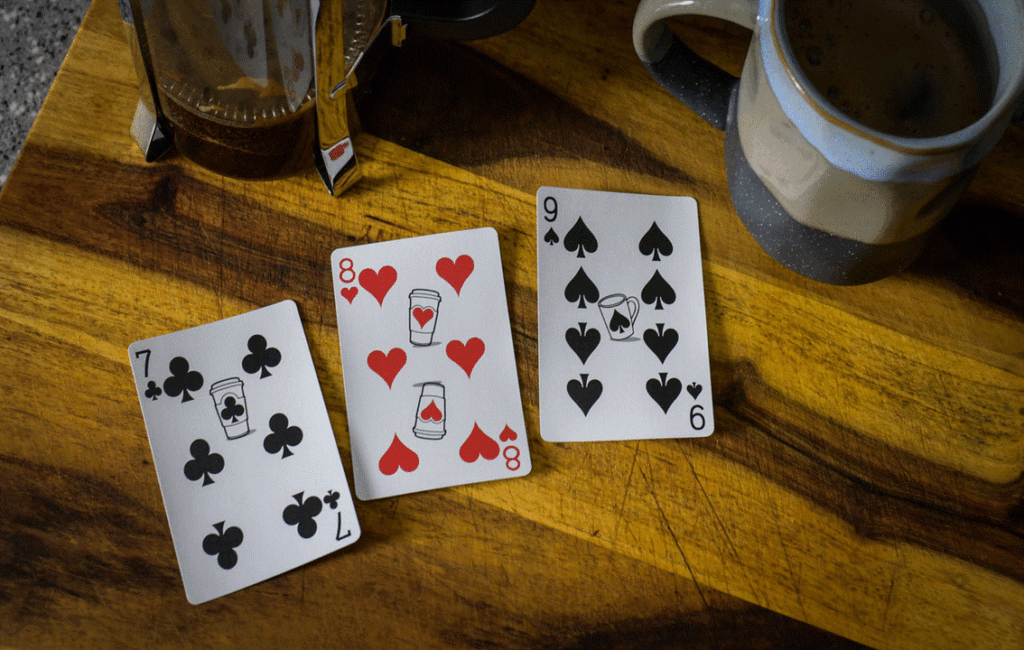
{"left": 331, "top": 228, "right": 531, "bottom": 501}
{"left": 128, "top": 300, "right": 361, "bottom": 605}
{"left": 536, "top": 188, "right": 714, "bottom": 442}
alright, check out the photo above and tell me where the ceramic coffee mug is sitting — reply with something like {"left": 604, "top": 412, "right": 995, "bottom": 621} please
{"left": 633, "top": 0, "right": 1024, "bottom": 284}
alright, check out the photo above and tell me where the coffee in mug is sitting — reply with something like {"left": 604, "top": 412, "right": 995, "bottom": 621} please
{"left": 785, "top": 0, "right": 999, "bottom": 138}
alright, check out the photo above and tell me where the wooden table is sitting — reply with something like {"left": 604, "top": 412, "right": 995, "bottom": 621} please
{"left": 2, "top": 1, "right": 1022, "bottom": 648}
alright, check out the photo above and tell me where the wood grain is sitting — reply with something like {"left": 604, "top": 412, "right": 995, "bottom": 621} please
{"left": 1, "top": 0, "right": 1022, "bottom": 648}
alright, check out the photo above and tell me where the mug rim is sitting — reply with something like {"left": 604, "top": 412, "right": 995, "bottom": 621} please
{"left": 768, "top": 0, "right": 1024, "bottom": 155}
{"left": 598, "top": 293, "right": 629, "bottom": 307}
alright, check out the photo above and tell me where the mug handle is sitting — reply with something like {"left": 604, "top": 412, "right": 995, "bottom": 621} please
{"left": 632, "top": 0, "right": 758, "bottom": 131}
{"left": 626, "top": 297, "right": 640, "bottom": 325}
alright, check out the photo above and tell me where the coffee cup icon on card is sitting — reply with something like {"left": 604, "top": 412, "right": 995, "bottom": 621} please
{"left": 413, "top": 382, "right": 446, "bottom": 440}
{"left": 598, "top": 294, "right": 640, "bottom": 341}
{"left": 409, "top": 289, "right": 442, "bottom": 346}
{"left": 209, "top": 377, "right": 251, "bottom": 440}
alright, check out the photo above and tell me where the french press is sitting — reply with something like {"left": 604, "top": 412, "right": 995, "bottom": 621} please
{"left": 118, "top": 1, "right": 534, "bottom": 195}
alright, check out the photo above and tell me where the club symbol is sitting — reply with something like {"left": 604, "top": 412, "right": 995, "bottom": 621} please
{"left": 264, "top": 413, "right": 303, "bottom": 458}
{"left": 144, "top": 381, "right": 162, "bottom": 400}
{"left": 283, "top": 492, "right": 323, "bottom": 539}
{"left": 220, "top": 396, "right": 245, "bottom": 423}
{"left": 202, "top": 521, "right": 243, "bottom": 570}
{"left": 242, "top": 334, "right": 282, "bottom": 379}
{"left": 184, "top": 439, "right": 225, "bottom": 486}
{"left": 324, "top": 490, "right": 340, "bottom": 510}
{"left": 163, "top": 356, "right": 204, "bottom": 403}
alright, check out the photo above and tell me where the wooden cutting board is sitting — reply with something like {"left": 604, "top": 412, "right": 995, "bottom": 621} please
{"left": 1, "top": 1, "right": 1021, "bottom": 648}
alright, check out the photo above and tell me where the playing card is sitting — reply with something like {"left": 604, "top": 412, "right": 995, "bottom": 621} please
{"left": 128, "top": 300, "right": 360, "bottom": 605}
{"left": 331, "top": 228, "right": 531, "bottom": 500}
{"left": 536, "top": 188, "right": 714, "bottom": 441}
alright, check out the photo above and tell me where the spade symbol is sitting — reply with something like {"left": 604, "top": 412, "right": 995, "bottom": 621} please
{"left": 564, "top": 267, "right": 600, "bottom": 309}
{"left": 641, "top": 270, "right": 676, "bottom": 310}
{"left": 646, "top": 373, "right": 682, "bottom": 413}
{"left": 608, "top": 309, "right": 631, "bottom": 335}
{"left": 638, "top": 222, "right": 673, "bottom": 261}
{"left": 544, "top": 228, "right": 560, "bottom": 245}
{"left": 567, "top": 374, "right": 603, "bottom": 415}
{"left": 565, "top": 323, "right": 601, "bottom": 364}
{"left": 643, "top": 323, "right": 679, "bottom": 363}
{"left": 563, "top": 217, "right": 598, "bottom": 258}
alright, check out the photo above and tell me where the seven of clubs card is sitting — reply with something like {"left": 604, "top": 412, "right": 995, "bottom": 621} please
{"left": 128, "top": 300, "right": 360, "bottom": 604}
{"left": 332, "top": 228, "right": 531, "bottom": 501}
{"left": 536, "top": 187, "right": 714, "bottom": 441}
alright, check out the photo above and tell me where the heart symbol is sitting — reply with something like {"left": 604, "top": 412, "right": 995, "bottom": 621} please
{"left": 446, "top": 338, "right": 485, "bottom": 378}
{"left": 412, "top": 307, "right": 434, "bottom": 328}
{"left": 686, "top": 382, "right": 703, "bottom": 400}
{"left": 459, "top": 423, "right": 500, "bottom": 463}
{"left": 419, "top": 400, "right": 443, "bottom": 422}
{"left": 378, "top": 434, "right": 419, "bottom": 476}
{"left": 436, "top": 255, "right": 474, "bottom": 295}
{"left": 367, "top": 348, "right": 406, "bottom": 388}
{"left": 358, "top": 266, "right": 397, "bottom": 306}
{"left": 498, "top": 425, "right": 518, "bottom": 442}
{"left": 340, "top": 287, "right": 358, "bottom": 304}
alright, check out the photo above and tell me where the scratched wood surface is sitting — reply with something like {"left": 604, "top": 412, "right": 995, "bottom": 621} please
{"left": 1, "top": 0, "right": 1021, "bottom": 648}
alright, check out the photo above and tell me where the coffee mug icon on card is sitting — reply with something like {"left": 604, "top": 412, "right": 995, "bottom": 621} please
{"left": 598, "top": 294, "right": 640, "bottom": 341}
{"left": 408, "top": 289, "right": 441, "bottom": 346}
{"left": 413, "top": 382, "right": 446, "bottom": 440}
{"left": 209, "top": 377, "right": 251, "bottom": 440}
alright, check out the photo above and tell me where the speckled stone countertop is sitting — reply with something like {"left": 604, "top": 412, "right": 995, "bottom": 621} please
{"left": 1, "top": 0, "right": 91, "bottom": 188}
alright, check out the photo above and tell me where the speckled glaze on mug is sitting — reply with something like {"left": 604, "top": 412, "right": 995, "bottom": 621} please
{"left": 633, "top": 0, "right": 1024, "bottom": 284}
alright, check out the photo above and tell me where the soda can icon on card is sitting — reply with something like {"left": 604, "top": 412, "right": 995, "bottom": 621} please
{"left": 413, "top": 382, "right": 446, "bottom": 440}
{"left": 409, "top": 289, "right": 441, "bottom": 346}
{"left": 209, "top": 377, "right": 251, "bottom": 440}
